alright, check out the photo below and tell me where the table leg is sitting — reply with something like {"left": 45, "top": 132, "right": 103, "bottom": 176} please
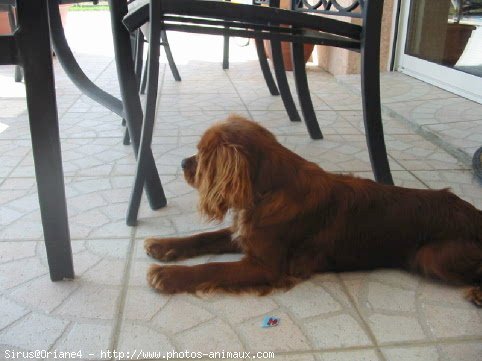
{"left": 16, "top": 0, "right": 74, "bottom": 281}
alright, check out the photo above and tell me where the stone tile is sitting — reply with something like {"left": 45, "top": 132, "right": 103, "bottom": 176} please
{"left": 237, "top": 87, "right": 330, "bottom": 112}
{"left": 161, "top": 78, "right": 237, "bottom": 95}
{"left": 116, "top": 322, "right": 175, "bottom": 355}
{"left": 383, "top": 97, "right": 482, "bottom": 127}
{"left": 0, "top": 256, "right": 47, "bottom": 291}
{"left": 322, "top": 91, "right": 362, "bottom": 111}
{"left": 154, "top": 110, "right": 253, "bottom": 137}
{"left": 8, "top": 274, "right": 79, "bottom": 314}
{"left": 366, "top": 314, "right": 427, "bottom": 343}
{"left": 352, "top": 171, "right": 427, "bottom": 189}
{"left": 341, "top": 270, "right": 482, "bottom": 344}
{"left": 303, "top": 313, "right": 372, "bottom": 350}
{"left": 381, "top": 345, "right": 440, "bottom": 361}
{"left": 0, "top": 98, "right": 28, "bottom": 118}
{"left": 250, "top": 110, "right": 362, "bottom": 136}
{"left": 0, "top": 313, "right": 69, "bottom": 351}
{"left": 0, "top": 296, "right": 29, "bottom": 330}
{"left": 59, "top": 110, "right": 125, "bottom": 139}
{"left": 175, "top": 318, "right": 244, "bottom": 352}
{"left": 0, "top": 176, "right": 135, "bottom": 240}
{"left": 52, "top": 322, "right": 113, "bottom": 360}
{"left": 158, "top": 93, "right": 247, "bottom": 112}
{"left": 317, "top": 349, "right": 382, "bottom": 361}
{"left": 203, "top": 294, "right": 279, "bottom": 324}
{"left": 382, "top": 342, "right": 482, "bottom": 361}
{"left": 0, "top": 238, "right": 127, "bottom": 357}
{"left": 385, "top": 134, "right": 469, "bottom": 171}
{"left": 411, "top": 170, "right": 482, "bottom": 209}
{"left": 339, "top": 110, "right": 415, "bottom": 135}
{"left": 337, "top": 72, "right": 459, "bottom": 104}
{"left": 0, "top": 115, "right": 31, "bottom": 141}
{"left": 273, "top": 281, "right": 343, "bottom": 319}
{"left": 237, "top": 311, "right": 310, "bottom": 352}
{"left": 278, "top": 134, "right": 403, "bottom": 172}
{"left": 53, "top": 286, "right": 120, "bottom": 322}
{"left": 422, "top": 304, "right": 482, "bottom": 339}
{"left": 275, "top": 354, "right": 317, "bottom": 361}
{"left": 151, "top": 297, "right": 215, "bottom": 334}
{"left": 341, "top": 271, "right": 429, "bottom": 344}
{"left": 11, "top": 138, "right": 132, "bottom": 178}
{"left": 422, "top": 120, "right": 482, "bottom": 161}
{"left": 123, "top": 288, "right": 169, "bottom": 321}
{"left": 439, "top": 341, "right": 482, "bottom": 361}
{"left": 0, "top": 140, "right": 31, "bottom": 178}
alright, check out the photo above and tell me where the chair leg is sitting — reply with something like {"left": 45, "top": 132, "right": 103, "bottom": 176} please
{"left": 223, "top": 34, "right": 229, "bottom": 69}
{"left": 134, "top": 29, "right": 145, "bottom": 89}
{"left": 255, "top": 39, "right": 279, "bottom": 96}
{"left": 140, "top": 52, "right": 148, "bottom": 94}
{"left": 17, "top": 0, "right": 74, "bottom": 281}
{"left": 361, "top": 44, "right": 393, "bottom": 184}
{"left": 123, "top": 29, "right": 145, "bottom": 146}
{"left": 127, "top": 0, "right": 162, "bottom": 226}
{"left": 108, "top": 0, "right": 167, "bottom": 212}
{"left": 161, "top": 30, "right": 181, "bottom": 81}
{"left": 291, "top": 42, "right": 323, "bottom": 140}
{"left": 269, "top": 40, "right": 301, "bottom": 122}
{"left": 14, "top": 66, "right": 23, "bottom": 82}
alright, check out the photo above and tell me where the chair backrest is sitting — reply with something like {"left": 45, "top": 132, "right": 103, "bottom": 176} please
{"left": 291, "top": 0, "right": 364, "bottom": 18}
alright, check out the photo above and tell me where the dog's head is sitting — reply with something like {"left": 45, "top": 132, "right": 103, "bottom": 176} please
{"left": 181, "top": 115, "right": 281, "bottom": 221}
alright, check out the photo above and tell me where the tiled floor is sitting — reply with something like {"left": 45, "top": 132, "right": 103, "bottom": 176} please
{"left": 0, "top": 11, "right": 481, "bottom": 361}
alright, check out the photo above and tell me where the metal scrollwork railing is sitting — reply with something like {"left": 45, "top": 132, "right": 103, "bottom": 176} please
{"left": 293, "top": 0, "right": 363, "bottom": 18}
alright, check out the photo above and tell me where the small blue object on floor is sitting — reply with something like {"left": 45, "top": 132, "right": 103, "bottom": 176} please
{"left": 262, "top": 316, "right": 280, "bottom": 328}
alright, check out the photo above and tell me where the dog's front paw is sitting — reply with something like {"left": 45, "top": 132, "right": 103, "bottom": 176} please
{"left": 147, "top": 264, "right": 189, "bottom": 294}
{"left": 144, "top": 238, "right": 182, "bottom": 261}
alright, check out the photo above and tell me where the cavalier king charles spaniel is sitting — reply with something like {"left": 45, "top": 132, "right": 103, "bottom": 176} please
{"left": 145, "top": 115, "right": 482, "bottom": 306}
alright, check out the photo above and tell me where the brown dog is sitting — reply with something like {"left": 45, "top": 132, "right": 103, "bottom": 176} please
{"left": 145, "top": 115, "right": 482, "bottom": 305}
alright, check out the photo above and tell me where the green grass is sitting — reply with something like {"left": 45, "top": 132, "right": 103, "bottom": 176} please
{"left": 70, "top": 5, "right": 110, "bottom": 11}
{"left": 70, "top": 1, "right": 109, "bottom": 11}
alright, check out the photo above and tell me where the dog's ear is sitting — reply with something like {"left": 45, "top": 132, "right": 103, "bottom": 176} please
{"left": 196, "top": 144, "right": 253, "bottom": 221}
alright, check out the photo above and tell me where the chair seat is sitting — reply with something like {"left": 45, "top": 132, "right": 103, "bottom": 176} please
{"left": 124, "top": 0, "right": 362, "bottom": 43}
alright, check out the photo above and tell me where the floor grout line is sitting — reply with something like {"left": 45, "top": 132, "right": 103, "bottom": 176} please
{"left": 109, "top": 226, "right": 137, "bottom": 359}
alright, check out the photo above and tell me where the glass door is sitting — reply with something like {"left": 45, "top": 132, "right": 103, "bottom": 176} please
{"left": 395, "top": 0, "right": 482, "bottom": 103}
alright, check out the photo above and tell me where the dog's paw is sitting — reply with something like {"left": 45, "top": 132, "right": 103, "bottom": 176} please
{"left": 465, "top": 286, "right": 482, "bottom": 308}
{"left": 147, "top": 264, "right": 187, "bottom": 293}
{"left": 144, "top": 238, "right": 181, "bottom": 261}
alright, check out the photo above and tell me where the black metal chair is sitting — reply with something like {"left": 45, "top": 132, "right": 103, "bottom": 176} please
{"left": 135, "top": 0, "right": 281, "bottom": 98}
{"left": 122, "top": 0, "right": 394, "bottom": 225}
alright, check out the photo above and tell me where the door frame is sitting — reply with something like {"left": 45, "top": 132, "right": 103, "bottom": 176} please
{"left": 393, "top": 0, "right": 482, "bottom": 103}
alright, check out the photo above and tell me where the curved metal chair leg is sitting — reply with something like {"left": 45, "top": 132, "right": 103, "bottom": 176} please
{"left": 134, "top": 29, "right": 145, "bottom": 89}
{"left": 223, "top": 34, "right": 229, "bottom": 69}
{"left": 360, "top": 0, "right": 393, "bottom": 185}
{"left": 108, "top": 0, "right": 167, "bottom": 211}
{"left": 140, "top": 52, "right": 148, "bottom": 94}
{"left": 270, "top": 40, "right": 301, "bottom": 122}
{"left": 123, "top": 29, "right": 144, "bottom": 145}
{"left": 292, "top": 42, "right": 323, "bottom": 139}
{"left": 161, "top": 30, "right": 181, "bottom": 81}
{"left": 255, "top": 39, "right": 279, "bottom": 96}
{"left": 127, "top": 0, "right": 163, "bottom": 226}
{"left": 14, "top": 66, "right": 23, "bottom": 83}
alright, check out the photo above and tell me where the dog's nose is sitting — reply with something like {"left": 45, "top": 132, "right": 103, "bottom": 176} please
{"left": 181, "top": 158, "right": 188, "bottom": 169}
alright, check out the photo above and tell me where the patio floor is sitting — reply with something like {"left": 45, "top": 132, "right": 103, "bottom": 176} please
{"left": 0, "top": 10, "right": 481, "bottom": 361}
